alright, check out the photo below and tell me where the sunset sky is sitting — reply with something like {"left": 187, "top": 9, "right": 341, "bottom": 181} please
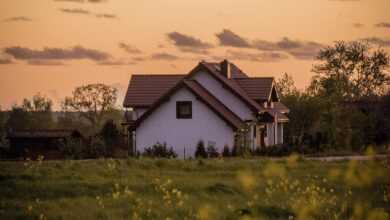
{"left": 1, "top": 0, "right": 389, "bottom": 109}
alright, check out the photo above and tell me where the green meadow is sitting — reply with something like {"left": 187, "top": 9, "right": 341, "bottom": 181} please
{"left": 1, "top": 156, "right": 389, "bottom": 220}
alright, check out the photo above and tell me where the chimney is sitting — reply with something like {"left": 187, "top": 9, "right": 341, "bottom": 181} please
{"left": 220, "top": 59, "right": 230, "bottom": 78}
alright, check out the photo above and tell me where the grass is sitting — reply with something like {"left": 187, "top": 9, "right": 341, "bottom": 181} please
{"left": 0, "top": 156, "right": 389, "bottom": 220}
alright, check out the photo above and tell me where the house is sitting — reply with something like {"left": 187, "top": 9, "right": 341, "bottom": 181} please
{"left": 122, "top": 60, "right": 289, "bottom": 157}
{"left": 7, "top": 129, "right": 83, "bottom": 159}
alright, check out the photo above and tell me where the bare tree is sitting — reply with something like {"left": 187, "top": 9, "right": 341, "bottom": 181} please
{"left": 63, "top": 83, "right": 118, "bottom": 130}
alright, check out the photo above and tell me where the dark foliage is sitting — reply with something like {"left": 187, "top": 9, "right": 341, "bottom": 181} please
{"left": 195, "top": 140, "right": 207, "bottom": 158}
{"left": 207, "top": 145, "right": 219, "bottom": 158}
{"left": 222, "top": 145, "right": 231, "bottom": 157}
{"left": 143, "top": 142, "right": 177, "bottom": 158}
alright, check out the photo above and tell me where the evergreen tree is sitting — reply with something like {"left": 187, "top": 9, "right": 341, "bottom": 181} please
{"left": 222, "top": 144, "right": 231, "bottom": 157}
{"left": 195, "top": 140, "right": 207, "bottom": 158}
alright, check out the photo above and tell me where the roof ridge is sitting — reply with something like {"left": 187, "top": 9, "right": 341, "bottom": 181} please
{"left": 131, "top": 74, "right": 187, "bottom": 76}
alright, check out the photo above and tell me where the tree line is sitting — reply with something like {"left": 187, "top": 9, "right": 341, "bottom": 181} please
{"left": 277, "top": 41, "right": 390, "bottom": 154}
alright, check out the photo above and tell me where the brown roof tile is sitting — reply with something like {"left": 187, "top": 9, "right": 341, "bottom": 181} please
{"left": 123, "top": 74, "right": 185, "bottom": 107}
{"left": 233, "top": 77, "right": 274, "bottom": 101}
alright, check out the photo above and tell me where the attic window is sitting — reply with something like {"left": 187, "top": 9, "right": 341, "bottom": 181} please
{"left": 176, "top": 101, "right": 192, "bottom": 119}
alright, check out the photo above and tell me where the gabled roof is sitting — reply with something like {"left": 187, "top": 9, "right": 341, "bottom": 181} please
{"left": 134, "top": 79, "right": 244, "bottom": 130}
{"left": 191, "top": 62, "right": 264, "bottom": 112}
{"left": 123, "top": 74, "right": 185, "bottom": 108}
{"left": 123, "top": 60, "right": 289, "bottom": 124}
{"left": 234, "top": 77, "right": 274, "bottom": 101}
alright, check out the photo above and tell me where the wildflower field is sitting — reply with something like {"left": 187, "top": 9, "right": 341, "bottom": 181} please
{"left": 1, "top": 155, "right": 390, "bottom": 220}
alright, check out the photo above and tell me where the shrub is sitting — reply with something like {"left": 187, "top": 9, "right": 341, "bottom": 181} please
{"left": 253, "top": 144, "right": 294, "bottom": 157}
{"left": 231, "top": 145, "right": 250, "bottom": 157}
{"left": 100, "top": 119, "right": 123, "bottom": 154}
{"left": 88, "top": 136, "right": 107, "bottom": 158}
{"left": 143, "top": 142, "right": 177, "bottom": 158}
{"left": 222, "top": 144, "right": 231, "bottom": 157}
{"left": 195, "top": 140, "right": 207, "bottom": 158}
{"left": 207, "top": 145, "right": 219, "bottom": 158}
{"left": 59, "top": 137, "right": 86, "bottom": 159}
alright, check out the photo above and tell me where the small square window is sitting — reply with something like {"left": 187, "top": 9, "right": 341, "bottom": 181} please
{"left": 176, "top": 101, "right": 192, "bottom": 119}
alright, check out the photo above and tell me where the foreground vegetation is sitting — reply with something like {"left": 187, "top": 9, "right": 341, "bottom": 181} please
{"left": 1, "top": 154, "right": 390, "bottom": 220}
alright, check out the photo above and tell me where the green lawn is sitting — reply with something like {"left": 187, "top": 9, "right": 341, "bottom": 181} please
{"left": 0, "top": 156, "right": 389, "bottom": 220}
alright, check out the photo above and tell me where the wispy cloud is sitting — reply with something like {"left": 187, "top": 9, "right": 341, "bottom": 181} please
{"left": 360, "top": 37, "right": 390, "bottom": 47}
{"left": 0, "top": 58, "right": 13, "bottom": 64}
{"left": 4, "top": 46, "right": 111, "bottom": 61}
{"left": 97, "top": 60, "right": 136, "bottom": 65}
{"left": 216, "top": 29, "right": 251, "bottom": 48}
{"left": 119, "top": 43, "right": 142, "bottom": 54}
{"left": 54, "top": 0, "right": 106, "bottom": 3}
{"left": 27, "top": 59, "right": 65, "bottom": 66}
{"left": 59, "top": 8, "right": 90, "bottom": 14}
{"left": 59, "top": 8, "right": 117, "bottom": 19}
{"left": 353, "top": 23, "right": 364, "bottom": 28}
{"left": 3, "top": 16, "right": 32, "bottom": 22}
{"left": 150, "top": 52, "right": 179, "bottom": 61}
{"left": 216, "top": 29, "right": 326, "bottom": 60}
{"left": 375, "top": 22, "right": 390, "bottom": 28}
{"left": 167, "top": 32, "right": 213, "bottom": 54}
{"left": 222, "top": 50, "right": 288, "bottom": 62}
{"left": 96, "top": 13, "right": 117, "bottom": 19}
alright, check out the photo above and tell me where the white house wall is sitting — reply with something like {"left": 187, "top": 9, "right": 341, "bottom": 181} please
{"left": 192, "top": 71, "right": 254, "bottom": 121}
{"left": 136, "top": 87, "right": 235, "bottom": 158}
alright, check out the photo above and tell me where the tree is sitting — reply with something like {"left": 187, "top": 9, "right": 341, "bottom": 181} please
{"left": 195, "top": 140, "right": 207, "bottom": 158}
{"left": 5, "top": 94, "right": 54, "bottom": 130}
{"left": 311, "top": 41, "right": 390, "bottom": 100}
{"left": 63, "top": 83, "right": 118, "bottom": 131}
{"left": 276, "top": 73, "right": 298, "bottom": 98}
{"left": 206, "top": 145, "right": 219, "bottom": 158}
{"left": 222, "top": 145, "right": 231, "bottom": 157}
{"left": 100, "top": 119, "right": 122, "bottom": 152}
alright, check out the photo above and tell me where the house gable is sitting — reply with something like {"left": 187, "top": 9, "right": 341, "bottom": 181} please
{"left": 134, "top": 80, "right": 244, "bottom": 130}
{"left": 136, "top": 86, "right": 236, "bottom": 157}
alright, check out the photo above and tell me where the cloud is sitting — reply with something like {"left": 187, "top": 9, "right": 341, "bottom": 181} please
{"left": 96, "top": 13, "right": 117, "bottom": 19}
{"left": 3, "top": 16, "right": 32, "bottom": 22}
{"left": 167, "top": 32, "right": 213, "bottom": 53}
{"left": 253, "top": 37, "right": 326, "bottom": 60}
{"left": 54, "top": 0, "right": 106, "bottom": 3}
{"left": 150, "top": 53, "right": 179, "bottom": 61}
{"left": 375, "top": 22, "right": 390, "bottom": 28}
{"left": 59, "top": 8, "right": 117, "bottom": 19}
{"left": 216, "top": 29, "right": 251, "bottom": 48}
{"left": 353, "top": 23, "right": 364, "bottom": 28}
{"left": 54, "top": 0, "right": 84, "bottom": 2}
{"left": 4, "top": 46, "right": 111, "bottom": 61}
{"left": 329, "top": 0, "right": 359, "bottom": 1}
{"left": 119, "top": 43, "right": 142, "bottom": 54}
{"left": 132, "top": 57, "right": 146, "bottom": 62}
{"left": 360, "top": 37, "right": 390, "bottom": 47}
{"left": 223, "top": 50, "right": 288, "bottom": 62}
{"left": 27, "top": 59, "right": 65, "bottom": 66}
{"left": 0, "top": 58, "right": 13, "bottom": 64}
{"left": 97, "top": 60, "right": 136, "bottom": 65}
{"left": 59, "top": 8, "right": 90, "bottom": 14}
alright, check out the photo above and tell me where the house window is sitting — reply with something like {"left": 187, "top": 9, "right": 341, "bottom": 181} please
{"left": 176, "top": 101, "right": 192, "bottom": 119}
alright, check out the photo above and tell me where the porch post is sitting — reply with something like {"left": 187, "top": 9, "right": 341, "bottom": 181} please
{"left": 274, "top": 115, "right": 278, "bottom": 145}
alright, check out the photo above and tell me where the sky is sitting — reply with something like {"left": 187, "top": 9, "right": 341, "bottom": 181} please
{"left": 0, "top": 0, "right": 389, "bottom": 110}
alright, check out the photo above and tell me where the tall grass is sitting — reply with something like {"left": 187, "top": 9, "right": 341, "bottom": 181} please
{"left": 0, "top": 155, "right": 389, "bottom": 219}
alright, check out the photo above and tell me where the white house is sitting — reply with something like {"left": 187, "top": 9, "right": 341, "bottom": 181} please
{"left": 123, "top": 60, "right": 289, "bottom": 158}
